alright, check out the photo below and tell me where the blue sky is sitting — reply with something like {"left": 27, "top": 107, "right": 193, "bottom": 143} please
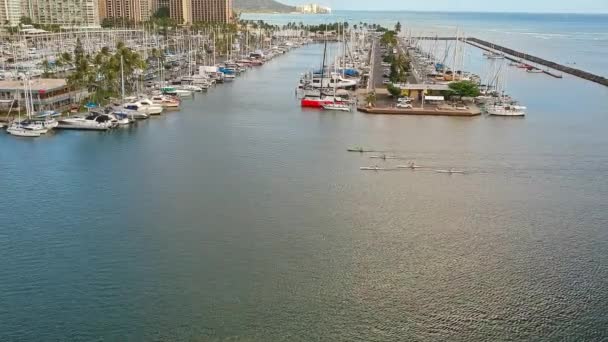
{"left": 283, "top": 0, "right": 608, "bottom": 13}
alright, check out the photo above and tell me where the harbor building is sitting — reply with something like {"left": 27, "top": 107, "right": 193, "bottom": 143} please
{"left": 170, "top": 0, "right": 232, "bottom": 24}
{"left": 0, "top": 79, "right": 88, "bottom": 112}
{"left": 22, "top": 0, "right": 100, "bottom": 27}
{"left": 0, "top": 0, "right": 22, "bottom": 26}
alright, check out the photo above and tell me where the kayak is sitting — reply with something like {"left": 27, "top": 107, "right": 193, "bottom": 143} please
{"left": 360, "top": 166, "right": 390, "bottom": 171}
{"left": 397, "top": 165, "right": 424, "bottom": 169}
{"left": 370, "top": 155, "right": 398, "bottom": 159}
{"left": 434, "top": 169, "right": 465, "bottom": 174}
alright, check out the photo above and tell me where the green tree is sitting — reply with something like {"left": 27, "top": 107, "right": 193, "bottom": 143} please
{"left": 387, "top": 83, "right": 402, "bottom": 98}
{"left": 365, "top": 92, "right": 377, "bottom": 107}
{"left": 389, "top": 53, "right": 410, "bottom": 83}
{"left": 153, "top": 7, "right": 170, "bottom": 19}
{"left": 20, "top": 16, "right": 33, "bottom": 25}
{"left": 41, "top": 59, "right": 52, "bottom": 77}
{"left": 381, "top": 31, "right": 397, "bottom": 47}
{"left": 395, "top": 21, "right": 402, "bottom": 33}
{"left": 74, "top": 38, "right": 84, "bottom": 62}
{"left": 447, "top": 81, "right": 481, "bottom": 97}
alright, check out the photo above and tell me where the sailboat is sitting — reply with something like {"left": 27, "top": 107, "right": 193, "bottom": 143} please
{"left": 301, "top": 38, "right": 347, "bottom": 108}
{"left": 7, "top": 74, "right": 49, "bottom": 137}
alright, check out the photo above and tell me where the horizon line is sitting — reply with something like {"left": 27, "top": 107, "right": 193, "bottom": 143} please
{"left": 322, "top": 9, "right": 608, "bottom": 15}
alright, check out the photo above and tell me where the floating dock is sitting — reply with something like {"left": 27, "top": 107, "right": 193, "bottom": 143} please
{"left": 357, "top": 106, "right": 481, "bottom": 116}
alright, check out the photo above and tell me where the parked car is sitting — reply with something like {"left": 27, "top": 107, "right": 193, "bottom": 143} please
{"left": 382, "top": 80, "right": 391, "bottom": 85}
{"left": 397, "top": 102, "right": 413, "bottom": 109}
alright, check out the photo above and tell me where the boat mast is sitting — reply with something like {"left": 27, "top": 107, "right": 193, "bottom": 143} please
{"left": 320, "top": 38, "right": 327, "bottom": 91}
{"left": 121, "top": 55, "right": 125, "bottom": 101}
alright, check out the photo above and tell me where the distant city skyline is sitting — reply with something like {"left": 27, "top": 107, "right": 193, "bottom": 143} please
{"left": 282, "top": 0, "right": 608, "bottom": 14}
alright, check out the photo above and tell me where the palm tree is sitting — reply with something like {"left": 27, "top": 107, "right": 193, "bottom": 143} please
{"left": 366, "top": 92, "right": 377, "bottom": 107}
{"left": 41, "top": 59, "right": 52, "bottom": 77}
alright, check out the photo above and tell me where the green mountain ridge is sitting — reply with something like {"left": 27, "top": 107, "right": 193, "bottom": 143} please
{"left": 234, "top": 0, "right": 296, "bottom": 13}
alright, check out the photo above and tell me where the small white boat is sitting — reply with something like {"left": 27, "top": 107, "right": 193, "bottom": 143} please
{"left": 11, "top": 121, "right": 49, "bottom": 134}
{"left": 161, "top": 86, "right": 193, "bottom": 98}
{"left": 487, "top": 104, "right": 526, "bottom": 117}
{"left": 151, "top": 95, "right": 180, "bottom": 108}
{"left": 178, "top": 84, "right": 204, "bottom": 92}
{"left": 108, "top": 112, "right": 133, "bottom": 125}
{"left": 6, "top": 125, "right": 41, "bottom": 137}
{"left": 124, "top": 100, "right": 163, "bottom": 115}
{"left": 322, "top": 103, "right": 351, "bottom": 112}
{"left": 114, "top": 106, "right": 148, "bottom": 120}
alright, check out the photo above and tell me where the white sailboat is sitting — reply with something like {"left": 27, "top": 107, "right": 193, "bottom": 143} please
{"left": 7, "top": 74, "right": 48, "bottom": 137}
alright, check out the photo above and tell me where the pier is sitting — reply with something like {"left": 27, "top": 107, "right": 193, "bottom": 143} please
{"left": 413, "top": 37, "right": 608, "bottom": 87}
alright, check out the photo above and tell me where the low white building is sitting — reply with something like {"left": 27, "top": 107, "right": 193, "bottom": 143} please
{"left": 296, "top": 3, "right": 331, "bottom": 14}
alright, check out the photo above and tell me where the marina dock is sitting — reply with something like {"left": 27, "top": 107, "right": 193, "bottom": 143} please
{"left": 413, "top": 37, "right": 608, "bottom": 87}
{"left": 357, "top": 105, "right": 481, "bottom": 116}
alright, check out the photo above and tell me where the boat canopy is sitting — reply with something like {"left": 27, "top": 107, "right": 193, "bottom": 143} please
{"left": 340, "top": 69, "right": 359, "bottom": 76}
{"left": 218, "top": 67, "right": 235, "bottom": 75}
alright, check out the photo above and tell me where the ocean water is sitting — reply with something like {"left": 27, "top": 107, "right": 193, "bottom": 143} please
{"left": 2, "top": 18, "right": 608, "bottom": 342}
{"left": 242, "top": 11, "right": 608, "bottom": 76}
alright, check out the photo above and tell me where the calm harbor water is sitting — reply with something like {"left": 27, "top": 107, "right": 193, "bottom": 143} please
{"left": 2, "top": 41, "right": 608, "bottom": 340}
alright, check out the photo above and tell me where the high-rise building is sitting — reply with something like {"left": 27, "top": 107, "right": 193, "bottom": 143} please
{"left": 140, "top": 0, "right": 152, "bottom": 21}
{"left": 0, "top": 0, "right": 22, "bottom": 26}
{"left": 169, "top": 0, "right": 189, "bottom": 24}
{"left": 104, "top": 0, "right": 153, "bottom": 22}
{"left": 169, "top": 0, "right": 232, "bottom": 24}
{"left": 151, "top": 0, "right": 169, "bottom": 14}
{"left": 191, "top": 0, "right": 232, "bottom": 23}
{"left": 24, "top": 0, "right": 100, "bottom": 27}
{"left": 98, "top": 0, "right": 107, "bottom": 20}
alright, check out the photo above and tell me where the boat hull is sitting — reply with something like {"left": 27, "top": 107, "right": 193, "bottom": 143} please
{"left": 301, "top": 98, "right": 344, "bottom": 108}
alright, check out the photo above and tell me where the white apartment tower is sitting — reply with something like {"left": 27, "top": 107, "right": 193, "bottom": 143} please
{"left": 0, "top": 0, "right": 22, "bottom": 26}
{"left": 22, "top": 0, "right": 100, "bottom": 27}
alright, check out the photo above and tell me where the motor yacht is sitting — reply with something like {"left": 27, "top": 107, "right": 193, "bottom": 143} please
{"left": 57, "top": 112, "right": 116, "bottom": 130}
{"left": 124, "top": 100, "right": 163, "bottom": 115}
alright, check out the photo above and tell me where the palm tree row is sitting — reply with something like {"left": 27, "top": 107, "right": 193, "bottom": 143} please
{"left": 66, "top": 39, "right": 146, "bottom": 105}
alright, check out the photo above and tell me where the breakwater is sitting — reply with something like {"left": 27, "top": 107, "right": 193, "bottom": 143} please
{"left": 413, "top": 37, "right": 608, "bottom": 87}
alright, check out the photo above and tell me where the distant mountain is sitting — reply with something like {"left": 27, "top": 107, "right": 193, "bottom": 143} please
{"left": 234, "top": 0, "right": 296, "bottom": 13}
